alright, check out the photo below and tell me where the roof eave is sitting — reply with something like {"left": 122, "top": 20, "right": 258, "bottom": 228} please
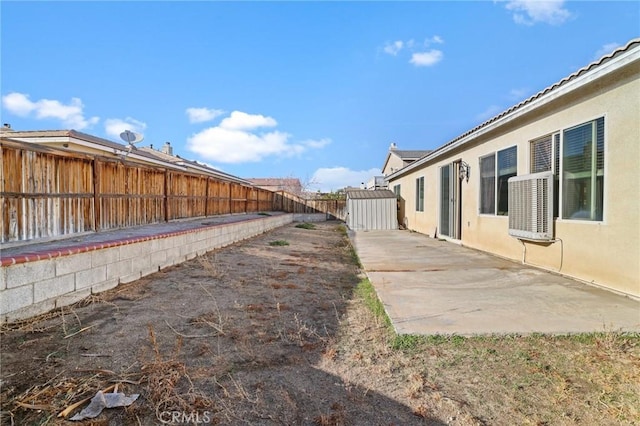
{"left": 387, "top": 41, "right": 639, "bottom": 182}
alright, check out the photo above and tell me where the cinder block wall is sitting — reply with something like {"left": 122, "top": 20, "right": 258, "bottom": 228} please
{"left": 292, "top": 213, "right": 330, "bottom": 223}
{"left": 0, "top": 214, "right": 296, "bottom": 323}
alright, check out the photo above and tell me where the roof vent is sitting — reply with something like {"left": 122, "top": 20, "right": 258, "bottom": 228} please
{"left": 390, "top": 142, "right": 397, "bottom": 150}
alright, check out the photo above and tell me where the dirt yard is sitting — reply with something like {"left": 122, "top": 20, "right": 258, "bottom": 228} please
{"left": 1, "top": 221, "right": 638, "bottom": 425}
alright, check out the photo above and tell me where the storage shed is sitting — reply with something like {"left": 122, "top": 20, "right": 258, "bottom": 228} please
{"left": 346, "top": 190, "right": 398, "bottom": 231}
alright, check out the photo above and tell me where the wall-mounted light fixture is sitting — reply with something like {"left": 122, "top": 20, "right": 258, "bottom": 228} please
{"left": 460, "top": 161, "right": 470, "bottom": 182}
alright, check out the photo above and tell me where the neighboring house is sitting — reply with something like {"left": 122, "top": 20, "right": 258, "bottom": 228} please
{"left": 248, "top": 178, "right": 304, "bottom": 195}
{"left": 386, "top": 38, "right": 640, "bottom": 298}
{"left": 366, "top": 176, "right": 387, "bottom": 190}
{"left": 0, "top": 129, "right": 251, "bottom": 185}
{"left": 381, "top": 143, "right": 431, "bottom": 176}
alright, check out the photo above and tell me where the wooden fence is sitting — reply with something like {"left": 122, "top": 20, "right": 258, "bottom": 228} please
{"left": 273, "top": 191, "right": 346, "bottom": 221}
{"left": 1, "top": 139, "right": 274, "bottom": 244}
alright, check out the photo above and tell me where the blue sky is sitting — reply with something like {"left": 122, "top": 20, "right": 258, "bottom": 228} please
{"left": 2, "top": 1, "right": 638, "bottom": 192}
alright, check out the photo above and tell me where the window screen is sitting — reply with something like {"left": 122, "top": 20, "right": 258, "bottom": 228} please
{"left": 531, "top": 135, "right": 552, "bottom": 173}
{"left": 479, "top": 154, "right": 495, "bottom": 214}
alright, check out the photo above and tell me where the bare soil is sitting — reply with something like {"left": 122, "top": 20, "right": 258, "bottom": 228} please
{"left": 1, "top": 221, "right": 638, "bottom": 425}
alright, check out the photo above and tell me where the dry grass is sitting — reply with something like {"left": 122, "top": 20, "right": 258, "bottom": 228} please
{"left": 2, "top": 221, "right": 638, "bottom": 425}
{"left": 141, "top": 325, "right": 215, "bottom": 420}
{"left": 319, "top": 277, "right": 640, "bottom": 425}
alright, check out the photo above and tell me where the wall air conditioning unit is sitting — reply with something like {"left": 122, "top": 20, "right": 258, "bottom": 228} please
{"left": 508, "top": 172, "right": 554, "bottom": 241}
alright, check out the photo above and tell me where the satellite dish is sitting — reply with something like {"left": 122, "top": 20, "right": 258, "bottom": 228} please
{"left": 119, "top": 130, "right": 144, "bottom": 145}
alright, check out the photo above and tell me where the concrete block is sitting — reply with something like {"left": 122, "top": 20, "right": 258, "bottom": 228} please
{"left": 140, "top": 265, "right": 160, "bottom": 279}
{"left": 107, "top": 259, "right": 133, "bottom": 280}
{"left": 149, "top": 239, "right": 161, "bottom": 252}
{"left": 5, "top": 299, "right": 55, "bottom": 323}
{"left": 75, "top": 266, "right": 107, "bottom": 290}
{"left": 0, "top": 267, "right": 6, "bottom": 291}
{"left": 150, "top": 250, "right": 167, "bottom": 267}
{"left": 180, "top": 243, "right": 195, "bottom": 258}
{"left": 164, "top": 247, "right": 182, "bottom": 262}
{"left": 0, "top": 285, "right": 33, "bottom": 315}
{"left": 56, "top": 288, "right": 91, "bottom": 308}
{"left": 6, "top": 260, "right": 55, "bottom": 289}
{"left": 91, "top": 279, "right": 119, "bottom": 294}
{"left": 34, "top": 274, "right": 75, "bottom": 303}
{"left": 137, "top": 254, "right": 151, "bottom": 270}
{"left": 171, "top": 235, "right": 186, "bottom": 247}
{"left": 56, "top": 252, "right": 92, "bottom": 276}
{"left": 120, "top": 271, "right": 141, "bottom": 284}
{"left": 91, "top": 247, "right": 119, "bottom": 267}
{"left": 158, "top": 258, "right": 177, "bottom": 270}
{"left": 119, "top": 241, "right": 152, "bottom": 260}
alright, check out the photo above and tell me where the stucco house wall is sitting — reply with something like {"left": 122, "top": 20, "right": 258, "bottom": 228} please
{"left": 387, "top": 40, "right": 640, "bottom": 298}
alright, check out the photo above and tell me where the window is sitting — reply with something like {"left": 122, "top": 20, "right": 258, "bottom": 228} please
{"left": 530, "top": 134, "right": 560, "bottom": 217}
{"left": 479, "top": 154, "right": 495, "bottom": 214}
{"left": 562, "top": 117, "right": 604, "bottom": 221}
{"left": 393, "top": 184, "right": 401, "bottom": 199}
{"left": 479, "top": 146, "right": 517, "bottom": 215}
{"left": 415, "top": 177, "right": 424, "bottom": 211}
{"left": 497, "top": 146, "right": 517, "bottom": 215}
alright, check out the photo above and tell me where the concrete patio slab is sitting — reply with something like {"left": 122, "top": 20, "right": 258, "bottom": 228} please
{"left": 350, "top": 230, "right": 640, "bottom": 335}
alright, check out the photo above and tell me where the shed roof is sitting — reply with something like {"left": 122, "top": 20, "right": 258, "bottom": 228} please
{"left": 347, "top": 190, "right": 396, "bottom": 200}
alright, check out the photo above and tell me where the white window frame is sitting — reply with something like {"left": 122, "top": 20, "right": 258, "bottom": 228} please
{"left": 415, "top": 176, "right": 425, "bottom": 212}
{"left": 560, "top": 116, "right": 605, "bottom": 222}
{"left": 479, "top": 152, "right": 496, "bottom": 215}
{"left": 479, "top": 146, "right": 517, "bottom": 216}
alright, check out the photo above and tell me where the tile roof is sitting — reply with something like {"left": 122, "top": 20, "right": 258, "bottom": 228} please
{"left": 391, "top": 149, "right": 431, "bottom": 159}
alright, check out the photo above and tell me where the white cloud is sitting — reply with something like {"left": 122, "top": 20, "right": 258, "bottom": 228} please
{"left": 219, "top": 111, "right": 277, "bottom": 130}
{"left": 382, "top": 36, "right": 444, "bottom": 66}
{"left": 508, "top": 88, "right": 530, "bottom": 101}
{"left": 186, "top": 107, "right": 225, "bottom": 124}
{"left": 310, "top": 167, "right": 382, "bottom": 193}
{"left": 302, "top": 138, "right": 332, "bottom": 149}
{"left": 187, "top": 111, "right": 327, "bottom": 164}
{"left": 104, "top": 117, "right": 147, "bottom": 139}
{"left": 476, "top": 105, "right": 504, "bottom": 122}
{"left": 410, "top": 50, "right": 444, "bottom": 67}
{"left": 503, "top": 0, "right": 572, "bottom": 26}
{"left": 1, "top": 92, "right": 99, "bottom": 129}
{"left": 383, "top": 40, "right": 404, "bottom": 56}
{"left": 594, "top": 42, "right": 621, "bottom": 60}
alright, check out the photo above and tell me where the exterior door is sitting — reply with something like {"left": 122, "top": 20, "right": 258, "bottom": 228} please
{"left": 440, "top": 162, "right": 463, "bottom": 239}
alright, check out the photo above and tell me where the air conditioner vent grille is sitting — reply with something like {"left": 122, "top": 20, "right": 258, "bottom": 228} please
{"left": 508, "top": 172, "right": 554, "bottom": 241}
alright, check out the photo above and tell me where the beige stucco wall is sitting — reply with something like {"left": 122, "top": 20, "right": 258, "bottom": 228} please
{"left": 383, "top": 153, "right": 406, "bottom": 176}
{"left": 391, "top": 60, "right": 640, "bottom": 298}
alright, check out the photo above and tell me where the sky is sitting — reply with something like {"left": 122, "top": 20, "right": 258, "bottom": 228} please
{"left": 1, "top": 1, "right": 639, "bottom": 192}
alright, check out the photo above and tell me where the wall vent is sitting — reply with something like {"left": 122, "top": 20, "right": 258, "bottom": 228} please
{"left": 508, "top": 172, "right": 554, "bottom": 241}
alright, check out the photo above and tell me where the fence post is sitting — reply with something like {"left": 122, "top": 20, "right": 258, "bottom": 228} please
{"left": 92, "top": 159, "right": 101, "bottom": 231}
{"left": 205, "top": 177, "right": 210, "bottom": 217}
{"left": 164, "top": 169, "right": 169, "bottom": 222}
